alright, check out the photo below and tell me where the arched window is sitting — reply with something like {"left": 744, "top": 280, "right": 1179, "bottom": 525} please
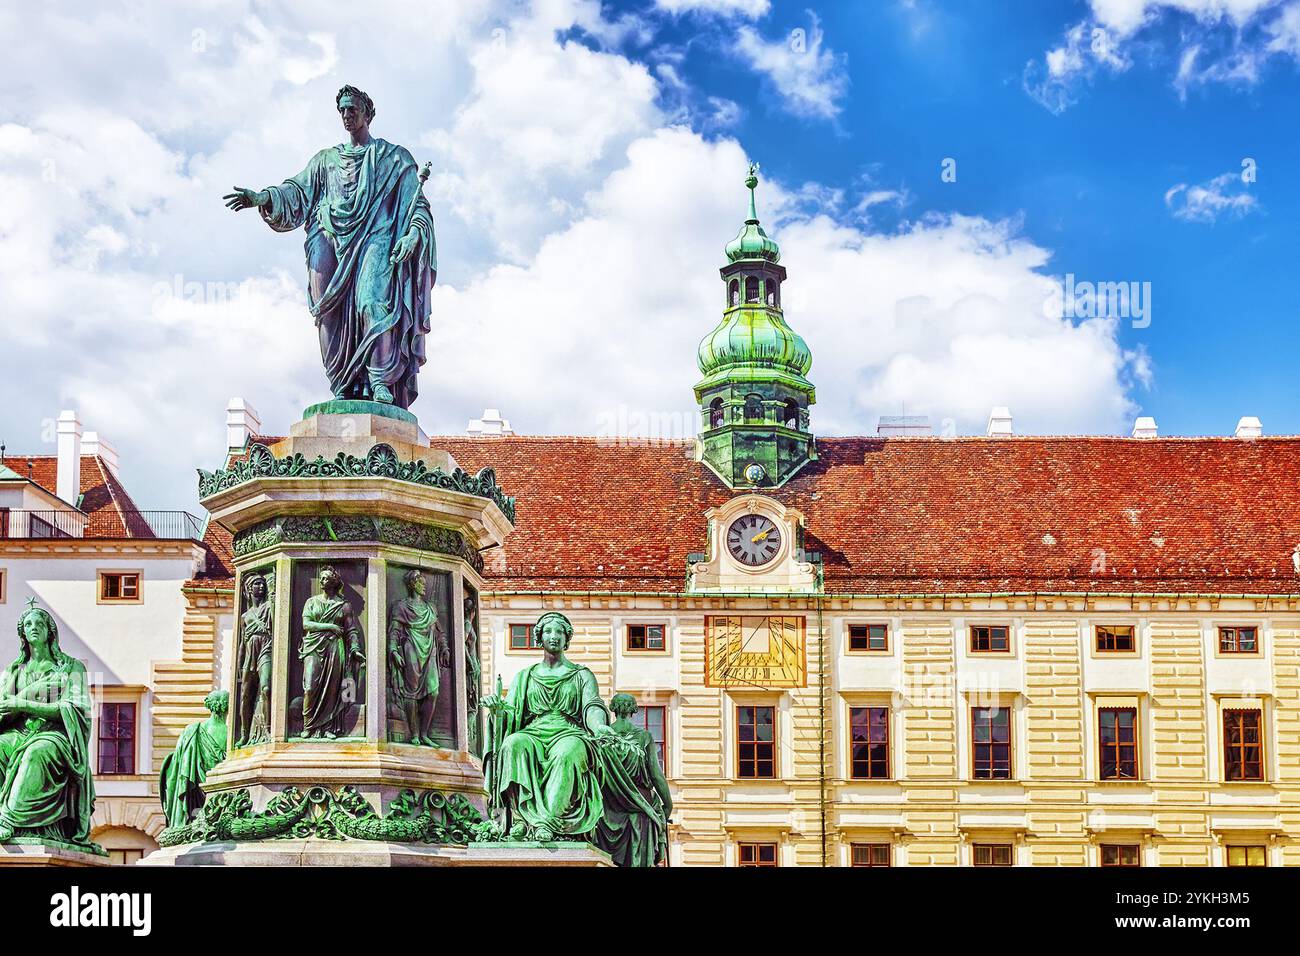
{"left": 728, "top": 279, "right": 740, "bottom": 307}
{"left": 767, "top": 279, "right": 780, "bottom": 307}
{"left": 744, "top": 394, "right": 763, "bottom": 421}
{"left": 783, "top": 400, "right": 800, "bottom": 428}
{"left": 745, "top": 276, "right": 760, "bottom": 303}
{"left": 709, "top": 398, "right": 725, "bottom": 428}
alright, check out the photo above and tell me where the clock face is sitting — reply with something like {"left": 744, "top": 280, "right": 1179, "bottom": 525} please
{"left": 727, "top": 514, "right": 782, "bottom": 567}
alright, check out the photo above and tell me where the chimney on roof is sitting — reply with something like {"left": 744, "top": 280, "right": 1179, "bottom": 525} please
{"left": 1132, "top": 416, "right": 1158, "bottom": 439}
{"left": 81, "top": 431, "right": 121, "bottom": 477}
{"left": 876, "top": 415, "right": 932, "bottom": 437}
{"left": 226, "top": 398, "right": 262, "bottom": 451}
{"left": 467, "top": 408, "right": 514, "bottom": 437}
{"left": 1235, "top": 416, "right": 1263, "bottom": 439}
{"left": 986, "top": 406, "right": 1014, "bottom": 437}
{"left": 56, "top": 409, "right": 82, "bottom": 506}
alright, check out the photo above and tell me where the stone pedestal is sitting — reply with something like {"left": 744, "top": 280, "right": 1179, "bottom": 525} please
{"left": 162, "top": 401, "right": 517, "bottom": 865}
{"left": 0, "top": 843, "right": 111, "bottom": 867}
{"left": 141, "top": 841, "right": 612, "bottom": 868}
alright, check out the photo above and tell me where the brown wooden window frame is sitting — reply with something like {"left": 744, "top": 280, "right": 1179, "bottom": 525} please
{"left": 1225, "top": 845, "right": 1267, "bottom": 867}
{"left": 969, "top": 624, "right": 1010, "bottom": 653}
{"left": 1098, "top": 707, "right": 1139, "bottom": 780}
{"left": 1095, "top": 624, "right": 1136, "bottom": 653}
{"left": 1223, "top": 708, "right": 1264, "bottom": 782}
{"left": 972, "top": 843, "right": 1013, "bottom": 867}
{"left": 1100, "top": 844, "right": 1141, "bottom": 867}
{"left": 848, "top": 623, "right": 889, "bottom": 653}
{"left": 736, "top": 704, "right": 777, "bottom": 780}
{"left": 508, "top": 623, "right": 538, "bottom": 650}
{"left": 850, "top": 843, "right": 890, "bottom": 867}
{"left": 971, "top": 705, "right": 1013, "bottom": 780}
{"left": 625, "top": 623, "right": 667, "bottom": 653}
{"left": 737, "top": 841, "right": 778, "bottom": 867}
{"left": 633, "top": 703, "right": 667, "bottom": 772}
{"left": 97, "top": 701, "right": 137, "bottom": 775}
{"left": 848, "top": 705, "right": 890, "bottom": 780}
{"left": 1219, "top": 626, "right": 1259, "bottom": 655}
{"left": 98, "top": 570, "right": 141, "bottom": 604}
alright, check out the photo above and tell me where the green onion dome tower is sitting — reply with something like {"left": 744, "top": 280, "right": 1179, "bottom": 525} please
{"left": 695, "top": 165, "right": 816, "bottom": 489}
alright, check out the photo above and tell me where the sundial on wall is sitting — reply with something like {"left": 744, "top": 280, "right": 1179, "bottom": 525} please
{"left": 704, "top": 615, "right": 806, "bottom": 688}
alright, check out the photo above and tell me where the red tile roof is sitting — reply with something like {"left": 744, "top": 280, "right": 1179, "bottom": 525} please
{"left": 196, "top": 435, "right": 1300, "bottom": 595}
{"left": 1, "top": 454, "right": 146, "bottom": 537}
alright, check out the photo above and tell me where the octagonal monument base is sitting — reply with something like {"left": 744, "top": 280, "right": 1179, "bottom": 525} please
{"left": 141, "top": 841, "right": 612, "bottom": 868}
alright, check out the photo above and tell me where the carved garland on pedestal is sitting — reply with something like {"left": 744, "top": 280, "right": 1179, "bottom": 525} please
{"left": 199, "top": 442, "right": 517, "bottom": 524}
{"left": 233, "top": 515, "right": 486, "bottom": 576}
{"left": 157, "top": 785, "right": 502, "bottom": 847}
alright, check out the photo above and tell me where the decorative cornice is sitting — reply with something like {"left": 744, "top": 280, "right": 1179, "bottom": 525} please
{"left": 199, "top": 442, "right": 516, "bottom": 524}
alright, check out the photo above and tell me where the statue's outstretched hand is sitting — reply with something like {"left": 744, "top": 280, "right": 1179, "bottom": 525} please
{"left": 223, "top": 187, "right": 269, "bottom": 212}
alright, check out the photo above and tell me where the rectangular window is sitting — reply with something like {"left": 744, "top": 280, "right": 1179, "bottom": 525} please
{"left": 99, "top": 571, "right": 140, "bottom": 603}
{"left": 737, "top": 705, "right": 776, "bottom": 779}
{"left": 1100, "top": 844, "right": 1141, "bottom": 867}
{"left": 1098, "top": 707, "right": 1139, "bottom": 780}
{"left": 1096, "top": 625, "right": 1136, "bottom": 653}
{"left": 972, "top": 844, "right": 1013, "bottom": 867}
{"left": 848, "top": 623, "right": 889, "bottom": 652}
{"left": 1223, "top": 709, "right": 1264, "bottom": 781}
{"left": 1219, "top": 626, "right": 1259, "bottom": 654}
{"left": 850, "top": 843, "right": 890, "bottom": 867}
{"left": 633, "top": 704, "right": 667, "bottom": 772}
{"left": 0, "top": 568, "right": 6, "bottom": 603}
{"left": 970, "top": 625, "right": 1010, "bottom": 653}
{"left": 626, "top": 624, "right": 666, "bottom": 652}
{"left": 849, "top": 706, "right": 890, "bottom": 779}
{"left": 1226, "top": 845, "right": 1267, "bottom": 867}
{"left": 508, "top": 623, "right": 538, "bottom": 650}
{"left": 972, "top": 707, "right": 1012, "bottom": 779}
{"left": 738, "top": 842, "right": 778, "bottom": 867}
{"left": 97, "top": 702, "right": 136, "bottom": 775}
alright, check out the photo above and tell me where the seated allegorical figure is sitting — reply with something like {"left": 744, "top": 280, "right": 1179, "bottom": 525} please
{"left": 160, "top": 690, "right": 230, "bottom": 829}
{"left": 0, "top": 601, "right": 96, "bottom": 848}
{"left": 482, "top": 612, "right": 615, "bottom": 842}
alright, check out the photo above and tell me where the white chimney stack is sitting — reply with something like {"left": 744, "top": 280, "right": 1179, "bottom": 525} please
{"left": 1235, "top": 416, "right": 1262, "bottom": 439}
{"left": 986, "top": 406, "right": 1014, "bottom": 437}
{"left": 1132, "top": 416, "right": 1158, "bottom": 439}
{"left": 81, "top": 431, "right": 121, "bottom": 477}
{"left": 467, "top": 408, "right": 514, "bottom": 437}
{"left": 226, "top": 398, "right": 262, "bottom": 451}
{"left": 55, "top": 409, "right": 82, "bottom": 506}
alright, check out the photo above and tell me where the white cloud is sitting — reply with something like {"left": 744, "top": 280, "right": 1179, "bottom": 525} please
{"left": 655, "top": 0, "right": 771, "bottom": 17}
{"left": 1027, "top": 0, "right": 1300, "bottom": 111}
{"left": 734, "top": 13, "right": 849, "bottom": 120}
{"left": 0, "top": 0, "right": 1142, "bottom": 514}
{"left": 1164, "top": 171, "right": 1259, "bottom": 221}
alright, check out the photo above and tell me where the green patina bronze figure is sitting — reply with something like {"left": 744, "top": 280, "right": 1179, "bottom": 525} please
{"left": 387, "top": 569, "right": 449, "bottom": 746}
{"left": 160, "top": 690, "right": 229, "bottom": 828}
{"left": 592, "top": 693, "right": 672, "bottom": 867}
{"left": 300, "top": 566, "right": 365, "bottom": 739}
{"left": 483, "top": 612, "right": 614, "bottom": 842}
{"left": 0, "top": 602, "right": 97, "bottom": 849}
{"left": 463, "top": 591, "right": 482, "bottom": 755}
{"left": 234, "top": 572, "right": 273, "bottom": 747}
{"left": 223, "top": 85, "right": 436, "bottom": 407}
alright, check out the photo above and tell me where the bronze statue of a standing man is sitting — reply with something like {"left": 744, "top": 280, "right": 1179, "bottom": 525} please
{"left": 300, "top": 566, "right": 365, "bottom": 739}
{"left": 224, "top": 85, "right": 436, "bottom": 407}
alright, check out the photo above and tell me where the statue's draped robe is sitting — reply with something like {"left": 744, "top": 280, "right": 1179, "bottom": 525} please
{"left": 0, "top": 655, "right": 95, "bottom": 845}
{"left": 159, "top": 718, "right": 225, "bottom": 828}
{"left": 388, "top": 597, "right": 439, "bottom": 706}
{"left": 237, "top": 600, "right": 273, "bottom": 743}
{"left": 261, "top": 138, "right": 436, "bottom": 407}
{"left": 593, "top": 725, "right": 669, "bottom": 867}
{"left": 487, "top": 662, "right": 607, "bottom": 836}
{"left": 300, "top": 594, "right": 361, "bottom": 737}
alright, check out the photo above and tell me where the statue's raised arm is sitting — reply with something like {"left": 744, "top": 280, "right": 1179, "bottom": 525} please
{"left": 221, "top": 85, "right": 436, "bottom": 409}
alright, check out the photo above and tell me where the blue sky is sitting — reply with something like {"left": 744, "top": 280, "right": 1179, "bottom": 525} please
{"left": 1, "top": 0, "right": 1296, "bottom": 509}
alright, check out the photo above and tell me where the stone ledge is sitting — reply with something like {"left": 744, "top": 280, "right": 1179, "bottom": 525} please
{"left": 0, "top": 843, "right": 111, "bottom": 867}
{"left": 140, "top": 839, "right": 612, "bottom": 867}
